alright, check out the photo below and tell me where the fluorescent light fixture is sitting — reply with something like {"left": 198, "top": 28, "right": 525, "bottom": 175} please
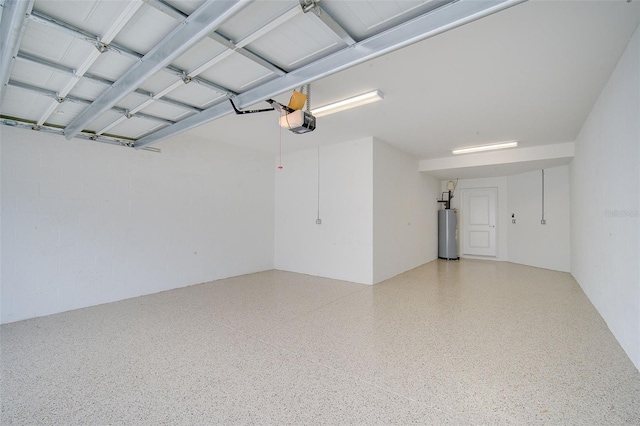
{"left": 311, "top": 90, "right": 384, "bottom": 118}
{"left": 452, "top": 140, "right": 518, "bottom": 155}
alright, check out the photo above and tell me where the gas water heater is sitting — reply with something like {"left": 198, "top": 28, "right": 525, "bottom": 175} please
{"left": 437, "top": 181, "right": 459, "bottom": 260}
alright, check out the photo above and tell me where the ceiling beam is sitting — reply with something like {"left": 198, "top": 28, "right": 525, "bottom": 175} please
{"left": 35, "top": 1, "right": 144, "bottom": 127}
{"left": 134, "top": 0, "right": 527, "bottom": 149}
{"left": 144, "top": 0, "right": 288, "bottom": 76}
{"left": 16, "top": 52, "right": 203, "bottom": 114}
{"left": 27, "top": 10, "right": 235, "bottom": 97}
{"left": 0, "top": 117, "right": 161, "bottom": 152}
{"left": 208, "top": 32, "right": 286, "bottom": 77}
{"left": 91, "top": 1, "right": 303, "bottom": 140}
{"left": 304, "top": 4, "right": 356, "bottom": 46}
{"left": 63, "top": 0, "right": 252, "bottom": 139}
{"left": 0, "top": 0, "right": 35, "bottom": 100}
{"left": 8, "top": 80, "right": 176, "bottom": 127}
{"left": 29, "top": 10, "right": 104, "bottom": 45}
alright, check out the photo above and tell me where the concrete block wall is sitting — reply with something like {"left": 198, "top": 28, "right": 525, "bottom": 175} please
{"left": 570, "top": 26, "right": 640, "bottom": 371}
{"left": 1, "top": 127, "right": 275, "bottom": 323}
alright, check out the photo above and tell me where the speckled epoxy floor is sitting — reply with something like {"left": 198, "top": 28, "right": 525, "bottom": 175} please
{"left": 2, "top": 259, "right": 639, "bottom": 425}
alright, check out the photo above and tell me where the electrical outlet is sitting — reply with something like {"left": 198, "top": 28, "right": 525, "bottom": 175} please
{"left": 316, "top": 218, "right": 322, "bottom": 225}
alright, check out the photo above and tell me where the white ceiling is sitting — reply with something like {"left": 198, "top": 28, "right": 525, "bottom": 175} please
{"left": 1, "top": 0, "right": 639, "bottom": 179}
{"left": 186, "top": 0, "right": 640, "bottom": 159}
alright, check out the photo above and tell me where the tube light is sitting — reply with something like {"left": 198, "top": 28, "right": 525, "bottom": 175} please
{"left": 311, "top": 90, "right": 384, "bottom": 118}
{"left": 452, "top": 140, "right": 518, "bottom": 155}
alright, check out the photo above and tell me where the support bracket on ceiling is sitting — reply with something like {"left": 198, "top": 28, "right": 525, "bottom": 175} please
{"left": 95, "top": 41, "right": 109, "bottom": 53}
{"left": 299, "top": 0, "right": 317, "bottom": 14}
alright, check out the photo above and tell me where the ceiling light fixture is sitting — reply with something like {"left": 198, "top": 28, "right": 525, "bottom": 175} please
{"left": 452, "top": 140, "right": 518, "bottom": 155}
{"left": 311, "top": 90, "right": 384, "bottom": 118}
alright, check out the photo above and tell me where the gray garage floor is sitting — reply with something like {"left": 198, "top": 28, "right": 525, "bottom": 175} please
{"left": 2, "top": 259, "right": 639, "bottom": 424}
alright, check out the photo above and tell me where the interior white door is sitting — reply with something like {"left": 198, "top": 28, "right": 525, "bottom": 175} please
{"left": 461, "top": 188, "right": 497, "bottom": 257}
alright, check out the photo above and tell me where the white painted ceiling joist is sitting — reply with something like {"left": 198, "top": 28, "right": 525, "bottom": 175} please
{"left": 0, "top": 0, "right": 35, "bottom": 100}
{"left": 92, "top": 1, "right": 301, "bottom": 140}
{"left": 15, "top": 51, "right": 202, "bottom": 114}
{"left": 35, "top": 1, "right": 144, "bottom": 127}
{"left": 63, "top": 0, "right": 253, "bottom": 139}
{"left": 1, "top": 117, "right": 161, "bottom": 152}
{"left": 8, "top": 80, "right": 175, "bottom": 127}
{"left": 144, "top": 0, "right": 288, "bottom": 77}
{"left": 304, "top": 4, "right": 356, "bottom": 46}
{"left": 26, "top": 9, "right": 235, "bottom": 97}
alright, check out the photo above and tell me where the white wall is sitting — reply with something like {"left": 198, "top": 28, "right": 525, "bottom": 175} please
{"left": 507, "top": 165, "right": 571, "bottom": 272}
{"left": 0, "top": 126, "right": 275, "bottom": 323}
{"left": 0, "top": 134, "right": 2, "bottom": 321}
{"left": 448, "top": 176, "right": 509, "bottom": 261}
{"left": 443, "top": 166, "right": 571, "bottom": 271}
{"left": 274, "top": 138, "right": 374, "bottom": 284}
{"left": 373, "top": 139, "right": 440, "bottom": 283}
{"left": 571, "top": 27, "right": 640, "bottom": 370}
{"left": 275, "top": 137, "right": 440, "bottom": 284}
